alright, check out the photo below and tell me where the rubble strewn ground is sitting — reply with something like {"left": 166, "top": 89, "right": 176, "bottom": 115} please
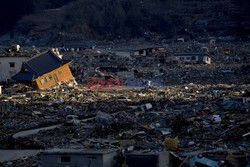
{"left": 0, "top": 41, "right": 250, "bottom": 166}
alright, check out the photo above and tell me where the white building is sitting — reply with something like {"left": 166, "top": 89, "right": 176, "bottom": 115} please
{"left": 41, "top": 148, "right": 119, "bottom": 167}
{"left": 171, "top": 53, "right": 211, "bottom": 64}
{"left": 0, "top": 56, "right": 29, "bottom": 82}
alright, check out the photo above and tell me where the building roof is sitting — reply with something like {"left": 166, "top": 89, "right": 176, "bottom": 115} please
{"left": 12, "top": 50, "right": 71, "bottom": 81}
{"left": 42, "top": 148, "right": 118, "bottom": 155}
{"left": 64, "top": 43, "right": 96, "bottom": 49}
{"left": 12, "top": 72, "right": 36, "bottom": 81}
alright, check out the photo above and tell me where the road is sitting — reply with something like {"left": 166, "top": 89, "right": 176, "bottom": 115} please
{"left": 12, "top": 124, "right": 62, "bottom": 138}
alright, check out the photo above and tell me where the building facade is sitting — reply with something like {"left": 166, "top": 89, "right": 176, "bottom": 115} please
{"left": 0, "top": 56, "right": 29, "bottom": 82}
{"left": 41, "top": 148, "right": 118, "bottom": 167}
{"left": 171, "top": 53, "right": 211, "bottom": 64}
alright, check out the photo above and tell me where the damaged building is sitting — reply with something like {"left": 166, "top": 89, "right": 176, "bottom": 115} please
{"left": 171, "top": 52, "right": 211, "bottom": 64}
{"left": 12, "top": 49, "right": 75, "bottom": 89}
{"left": 130, "top": 45, "right": 166, "bottom": 57}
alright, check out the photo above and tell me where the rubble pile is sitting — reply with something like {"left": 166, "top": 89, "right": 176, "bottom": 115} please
{"left": 1, "top": 82, "right": 249, "bottom": 166}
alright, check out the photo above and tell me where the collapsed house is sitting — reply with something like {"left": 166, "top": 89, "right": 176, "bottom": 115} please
{"left": 12, "top": 50, "right": 75, "bottom": 89}
{"left": 130, "top": 45, "right": 168, "bottom": 66}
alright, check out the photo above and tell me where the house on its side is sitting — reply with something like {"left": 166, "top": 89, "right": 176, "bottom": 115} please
{"left": 171, "top": 52, "right": 211, "bottom": 64}
{"left": 12, "top": 50, "right": 75, "bottom": 89}
{"left": 0, "top": 56, "right": 29, "bottom": 82}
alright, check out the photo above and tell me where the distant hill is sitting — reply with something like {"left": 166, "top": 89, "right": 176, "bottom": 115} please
{"left": 1, "top": 0, "right": 250, "bottom": 45}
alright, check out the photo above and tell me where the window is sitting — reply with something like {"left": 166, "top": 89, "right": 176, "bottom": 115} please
{"left": 180, "top": 57, "right": 184, "bottom": 60}
{"left": 186, "top": 57, "right": 191, "bottom": 60}
{"left": 9, "top": 62, "right": 15, "bottom": 68}
{"left": 46, "top": 75, "right": 52, "bottom": 81}
{"left": 207, "top": 57, "right": 209, "bottom": 61}
{"left": 53, "top": 74, "right": 59, "bottom": 82}
{"left": 40, "top": 78, "right": 47, "bottom": 84}
{"left": 191, "top": 56, "right": 196, "bottom": 60}
{"left": 60, "top": 156, "right": 71, "bottom": 162}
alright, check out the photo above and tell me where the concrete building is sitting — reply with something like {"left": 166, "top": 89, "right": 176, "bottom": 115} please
{"left": 130, "top": 45, "right": 166, "bottom": 57}
{"left": 0, "top": 56, "right": 29, "bottom": 82}
{"left": 41, "top": 148, "right": 119, "bottom": 167}
{"left": 171, "top": 52, "right": 211, "bottom": 64}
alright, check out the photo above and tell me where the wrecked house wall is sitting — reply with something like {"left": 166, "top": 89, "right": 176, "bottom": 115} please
{"left": 35, "top": 63, "right": 75, "bottom": 89}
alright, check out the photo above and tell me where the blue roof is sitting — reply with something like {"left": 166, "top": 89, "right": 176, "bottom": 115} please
{"left": 12, "top": 72, "right": 35, "bottom": 81}
{"left": 24, "top": 50, "right": 63, "bottom": 76}
{"left": 12, "top": 50, "right": 70, "bottom": 81}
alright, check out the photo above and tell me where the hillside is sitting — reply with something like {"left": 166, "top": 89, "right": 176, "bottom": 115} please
{"left": 2, "top": 0, "right": 250, "bottom": 45}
